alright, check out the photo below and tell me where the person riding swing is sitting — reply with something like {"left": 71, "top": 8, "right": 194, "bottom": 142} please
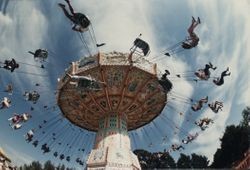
{"left": 1, "top": 58, "right": 19, "bottom": 72}
{"left": 213, "top": 67, "right": 231, "bottom": 86}
{"left": 164, "top": 17, "right": 201, "bottom": 56}
{"left": 195, "top": 62, "right": 217, "bottom": 80}
{"left": 182, "top": 16, "right": 201, "bottom": 49}
{"left": 191, "top": 96, "right": 208, "bottom": 111}
{"left": 58, "top": 0, "right": 90, "bottom": 32}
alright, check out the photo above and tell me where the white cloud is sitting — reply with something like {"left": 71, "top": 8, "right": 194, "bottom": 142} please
{"left": 0, "top": 12, "right": 12, "bottom": 25}
{"left": 1, "top": 144, "right": 33, "bottom": 166}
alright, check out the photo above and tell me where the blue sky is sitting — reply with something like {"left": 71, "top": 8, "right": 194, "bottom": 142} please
{"left": 0, "top": 0, "right": 249, "bottom": 169}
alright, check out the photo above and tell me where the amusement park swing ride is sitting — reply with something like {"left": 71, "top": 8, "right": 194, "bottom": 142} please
{"left": 0, "top": 1, "right": 227, "bottom": 169}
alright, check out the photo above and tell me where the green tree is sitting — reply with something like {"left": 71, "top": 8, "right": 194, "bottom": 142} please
{"left": 19, "top": 161, "right": 74, "bottom": 170}
{"left": 148, "top": 153, "right": 160, "bottom": 169}
{"left": 159, "top": 152, "right": 176, "bottom": 168}
{"left": 21, "top": 164, "right": 29, "bottom": 170}
{"left": 57, "top": 164, "right": 65, "bottom": 170}
{"left": 177, "top": 153, "right": 191, "bottom": 168}
{"left": 211, "top": 107, "right": 250, "bottom": 168}
{"left": 134, "top": 150, "right": 176, "bottom": 169}
{"left": 134, "top": 149, "right": 152, "bottom": 169}
{"left": 29, "top": 161, "right": 43, "bottom": 170}
{"left": 44, "top": 160, "right": 55, "bottom": 170}
{"left": 190, "top": 153, "right": 209, "bottom": 168}
{"left": 240, "top": 106, "right": 250, "bottom": 127}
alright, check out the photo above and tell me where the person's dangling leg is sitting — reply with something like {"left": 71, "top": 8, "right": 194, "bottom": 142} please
{"left": 188, "top": 18, "right": 196, "bottom": 35}
{"left": 65, "top": 0, "right": 75, "bottom": 15}
{"left": 204, "top": 64, "right": 211, "bottom": 76}
{"left": 192, "top": 21, "right": 199, "bottom": 30}
{"left": 216, "top": 105, "right": 223, "bottom": 112}
{"left": 58, "top": 3, "right": 75, "bottom": 23}
{"left": 209, "top": 62, "right": 217, "bottom": 70}
{"left": 221, "top": 68, "right": 231, "bottom": 79}
{"left": 193, "top": 17, "right": 201, "bottom": 29}
{"left": 192, "top": 16, "right": 196, "bottom": 23}
{"left": 221, "top": 70, "right": 227, "bottom": 77}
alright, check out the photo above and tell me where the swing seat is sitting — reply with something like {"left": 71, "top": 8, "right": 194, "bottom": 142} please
{"left": 77, "top": 79, "right": 102, "bottom": 91}
{"left": 158, "top": 79, "right": 173, "bottom": 92}
{"left": 73, "top": 13, "right": 90, "bottom": 32}
{"left": 73, "top": 24, "right": 89, "bottom": 33}
{"left": 34, "top": 49, "right": 48, "bottom": 62}
{"left": 130, "top": 38, "right": 150, "bottom": 56}
{"left": 182, "top": 42, "right": 193, "bottom": 49}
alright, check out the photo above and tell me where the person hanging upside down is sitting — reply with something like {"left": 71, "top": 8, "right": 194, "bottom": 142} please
{"left": 213, "top": 67, "right": 231, "bottom": 86}
{"left": 191, "top": 96, "right": 208, "bottom": 111}
{"left": 182, "top": 16, "right": 201, "bottom": 49}
{"left": 0, "top": 58, "right": 19, "bottom": 72}
{"left": 208, "top": 101, "right": 223, "bottom": 113}
{"left": 58, "top": 0, "right": 90, "bottom": 32}
{"left": 164, "top": 17, "right": 201, "bottom": 56}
